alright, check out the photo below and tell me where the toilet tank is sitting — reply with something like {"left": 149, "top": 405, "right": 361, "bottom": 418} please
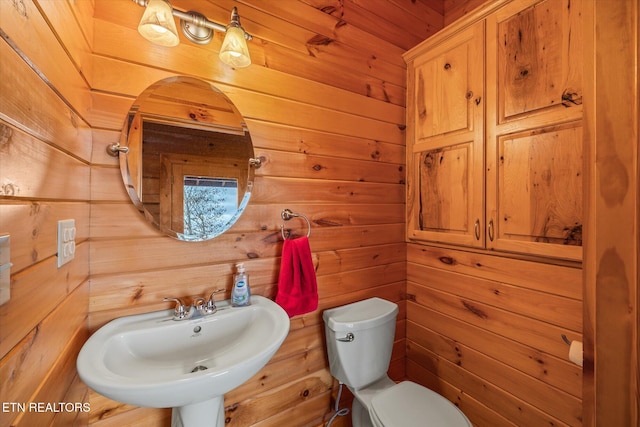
{"left": 323, "top": 298, "right": 399, "bottom": 390}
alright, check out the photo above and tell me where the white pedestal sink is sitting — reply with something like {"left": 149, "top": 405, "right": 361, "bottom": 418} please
{"left": 77, "top": 296, "right": 290, "bottom": 427}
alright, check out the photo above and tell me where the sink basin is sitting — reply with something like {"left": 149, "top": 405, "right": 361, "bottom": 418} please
{"left": 77, "top": 295, "right": 289, "bottom": 426}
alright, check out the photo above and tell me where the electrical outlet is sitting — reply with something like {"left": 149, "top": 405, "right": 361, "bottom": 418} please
{"left": 57, "top": 219, "right": 76, "bottom": 268}
{"left": 0, "top": 234, "right": 10, "bottom": 305}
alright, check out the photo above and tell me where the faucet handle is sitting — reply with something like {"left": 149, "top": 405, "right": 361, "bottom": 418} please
{"left": 203, "top": 289, "right": 225, "bottom": 315}
{"left": 163, "top": 297, "right": 188, "bottom": 320}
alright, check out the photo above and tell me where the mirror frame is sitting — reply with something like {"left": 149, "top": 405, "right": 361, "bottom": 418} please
{"left": 118, "top": 76, "right": 256, "bottom": 241}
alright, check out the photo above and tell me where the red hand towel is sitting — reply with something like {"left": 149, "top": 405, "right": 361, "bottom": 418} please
{"left": 276, "top": 236, "right": 318, "bottom": 317}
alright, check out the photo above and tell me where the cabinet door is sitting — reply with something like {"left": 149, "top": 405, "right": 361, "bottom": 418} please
{"left": 407, "top": 22, "right": 484, "bottom": 247}
{"left": 486, "top": 0, "right": 583, "bottom": 260}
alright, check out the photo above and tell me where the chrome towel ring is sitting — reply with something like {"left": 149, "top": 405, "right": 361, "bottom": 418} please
{"left": 280, "top": 209, "right": 311, "bottom": 239}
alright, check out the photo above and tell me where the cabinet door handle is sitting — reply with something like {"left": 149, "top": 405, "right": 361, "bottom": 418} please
{"left": 488, "top": 219, "right": 495, "bottom": 242}
{"left": 474, "top": 219, "right": 480, "bottom": 240}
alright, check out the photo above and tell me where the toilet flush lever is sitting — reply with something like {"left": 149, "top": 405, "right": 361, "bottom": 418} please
{"left": 337, "top": 333, "right": 354, "bottom": 342}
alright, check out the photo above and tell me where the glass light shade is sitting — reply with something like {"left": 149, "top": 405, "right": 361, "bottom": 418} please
{"left": 219, "top": 26, "right": 251, "bottom": 68}
{"left": 138, "top": 0, "right": 179, "bottom": 47}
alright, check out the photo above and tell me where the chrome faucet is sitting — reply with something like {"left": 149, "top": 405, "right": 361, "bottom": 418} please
{"left": 202, "top": 288, "right": 225, "bottom": 315}
{"left": 163, "top": 289, "right": 226, "bottom": 321}
{"left": 163, "top": 297, "right": 192, "bottom": 320}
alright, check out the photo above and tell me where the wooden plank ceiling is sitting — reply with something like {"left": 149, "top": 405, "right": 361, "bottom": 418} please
{"left": 297, "top": 0, "right": 445, "bottom": 50}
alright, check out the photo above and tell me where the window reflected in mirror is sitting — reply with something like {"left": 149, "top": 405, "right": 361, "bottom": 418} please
{"left": 182, "top": 176, "right": 239, "bottom": 239}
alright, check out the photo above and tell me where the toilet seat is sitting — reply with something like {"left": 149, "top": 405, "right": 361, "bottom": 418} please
{"left": 369, "top": 381, "right": 471, "bottom": 427}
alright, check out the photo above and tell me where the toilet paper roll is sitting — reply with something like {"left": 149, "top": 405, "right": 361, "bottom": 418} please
{"left": 569, "top": 340, "right": 583, "bottom": 367}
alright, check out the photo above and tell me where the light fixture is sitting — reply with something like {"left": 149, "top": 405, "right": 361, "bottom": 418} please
{"left": 219, "top": 8, "right": 251, "bottom": 68}
{"left": 137, "top": 0, "right": 180, "bottom": 47}
{"left": 132, "top": 0, "right": 253, "bottom": 68}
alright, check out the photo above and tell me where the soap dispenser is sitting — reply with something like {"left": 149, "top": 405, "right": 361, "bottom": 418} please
{"left": 231, "top": 263, "right": 251, "bottom": 307}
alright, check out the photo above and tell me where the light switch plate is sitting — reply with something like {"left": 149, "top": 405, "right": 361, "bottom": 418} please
{"left": 57, "top": 219, "right": 76, "bottom": 268}
{"left": 0, "top": 234, "right": 10, "bottom": 305}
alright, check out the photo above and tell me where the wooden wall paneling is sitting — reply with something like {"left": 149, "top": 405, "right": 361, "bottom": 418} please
{"left": 406, "top": 346, "right": 568, "bottom": 427}
{"left": 407, "top": 244, "right": 582, "bottom": 299}
{"left": 582, "top": 0, "right": 639, "bottom": 425}
{"left": 407, "top": 334, "right": 581, "bottom": 426}
{"left": 0, "top": 121, "right": 90, "bottom": 200}
{"left": 89, "top": 223, "right": 403, "bottom": 276}
{"left": 248, "top": 393, "right": 331, "bottom": 427}
{"left": 408, "top": 282, "right": 574, "bottom": 360}
{"left": 89, "top": 406, "right": 171, "bottom": 427}
{"left": 87, "top": 90, "right": 135, "bottom": 131}
{"left": 0, "top": 202, "right": 89, "bottom": 272}
{"left": 406, "top": 244, "right": 582, "bottom": 425}
{"left": 0, "top": 1, "right": 92, "bottom": 426}
{"left": 229, "top": 345, "right": 330, "bottom": 404}
{"left": 233, "top": 176, "right": 404, "bottom": 205}
{"left": 0, "top": 0, "right": 92, "bottom": 127}
{"left": 223, "top": 366, "right": 334, "bottom": 426}
{"left": 89, "top": 55, "right": 406, "bottom": 128}
{"left": 66, "top": 0, "right": 95, "bottom": 51}
{"left": 407, "top": 304, "right": 581, "bottom": 420}
{"left": 0, "top": 244, "right": 89, "bottom": 359}
{"left": 92, "top": 1, "right": 407, "bottom": 107}
{"left": 12, "top": 325, "right": 90, "bottom": 426}
{"left": 407, "top": 263, "right": 582, "bottom": 332}
{"left": 90, "top": 163, "right": 404, "bottom": 205}
{"left": 91, "top": 129, "right": 124, "bottom": 165}
{"left": 88, "top": 86, "right": 404, "bottom": 145}
{"left": 89, "top": 202, "right": 404, "bottom": 239}
{"left": 0, "top": 42, "right": 92, "bottom": 163}
{"left": 406, "top": 306, "right": 581, "bottom": 397}
{"left": 256, "top": 149, "right": 404, "bottom": 184}
{"left": 0, "top": 282, "right": 89, "bottom": 426}
{"left": 35, "top": 0, "right": 93, "bottom": 83}
{"left": 406, "top": 359, "right": 517, "bottom": 427}
{"left": 88, "top": 251, "right": 405, "bottom": 329}
{"left": 182, "top": 0, "right": 411, "bottom": 68}
{"left": 246, "top": 120, "right": 405, "bottom": 163}
{"left": 248, "top": 0, "right": 405, "bottom": 66}
{"left": 53, "top": 374, "right": 91, "bottom": 427}
{"left": 87, "top": 391, "right": 140, "bottom": 425}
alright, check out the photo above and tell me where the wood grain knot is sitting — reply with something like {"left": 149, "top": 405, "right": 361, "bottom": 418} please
{"left": 439, "top": 256, "right": 456, "bottom": 265}
{"left": 462, "top": 301, "right": 488, "bottom": 319}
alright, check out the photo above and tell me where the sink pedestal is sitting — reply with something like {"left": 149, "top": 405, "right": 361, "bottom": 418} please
{"left": 171, "top": 396, "right": 224, "bottom": 427}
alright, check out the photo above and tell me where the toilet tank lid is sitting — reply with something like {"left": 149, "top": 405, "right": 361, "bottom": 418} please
{"left": 323, "top": 298, "right": 398, "bottom": 332}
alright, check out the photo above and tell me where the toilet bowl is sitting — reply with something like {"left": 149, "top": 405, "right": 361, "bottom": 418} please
{"left": 323, "top": 298, "right": 471, "bottom": 427}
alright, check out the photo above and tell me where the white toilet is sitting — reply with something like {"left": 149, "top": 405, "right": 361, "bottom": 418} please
{"left": 323, "top": 297, "right": 472, "bottom": 427}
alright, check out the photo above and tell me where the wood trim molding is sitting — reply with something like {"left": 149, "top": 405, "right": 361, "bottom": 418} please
{"left": 582, "top": 0, "right": 639, "bottom": 425}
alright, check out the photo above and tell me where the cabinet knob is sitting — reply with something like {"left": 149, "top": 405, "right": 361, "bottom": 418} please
{"left": 474, "top": 219, "right": 480, "bottom": 240}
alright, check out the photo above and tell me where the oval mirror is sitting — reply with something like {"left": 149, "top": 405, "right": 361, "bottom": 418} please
{"left": 116, "top": 76, "right": 257, "bottom": 241}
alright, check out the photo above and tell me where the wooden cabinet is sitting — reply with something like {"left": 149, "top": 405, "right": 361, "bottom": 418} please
{"left": 405, "top": 0, "right": 583, "bottom": 261}
{"left": 406, "top": 22, "right": 485, "bottom": 249}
